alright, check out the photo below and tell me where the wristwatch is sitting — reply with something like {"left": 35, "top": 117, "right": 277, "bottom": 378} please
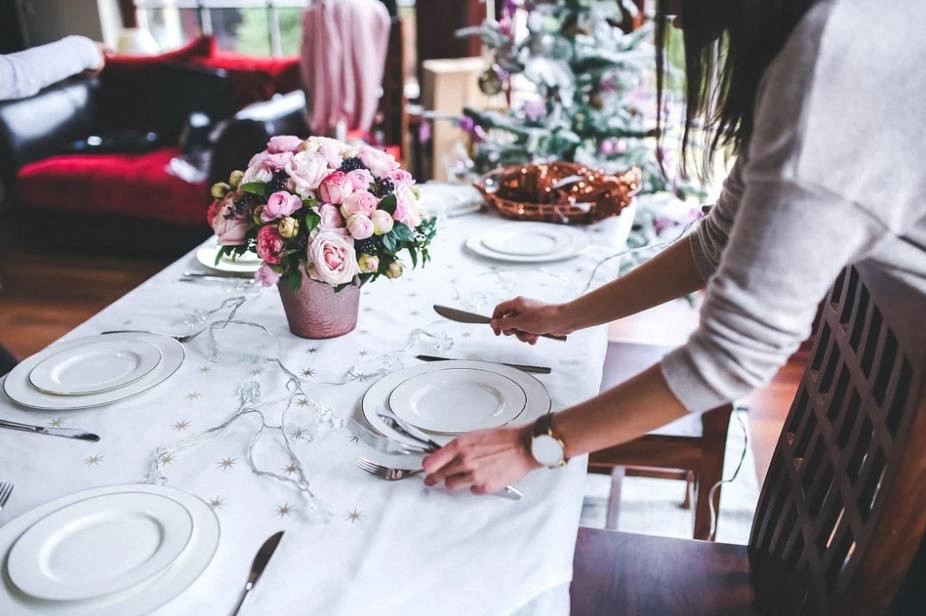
{"left": 530, "top": 413, "right": 568, "bottom": 468}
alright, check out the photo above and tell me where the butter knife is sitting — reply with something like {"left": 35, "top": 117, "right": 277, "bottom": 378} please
{"left": 0, "top": 419, "right": 100, "bottom": 442}
{"left": 230, "top": 531, "right": 285, "bottom": 616}
{"left": 433, "top": 305, "right": 567, "bottom": 341}
{"left": 416, "top": 354, "right": 551, "bottom": 374}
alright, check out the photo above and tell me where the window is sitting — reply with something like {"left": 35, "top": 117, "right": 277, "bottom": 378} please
{"left": 134, "top": 0, "right": 309, "bottom": 57}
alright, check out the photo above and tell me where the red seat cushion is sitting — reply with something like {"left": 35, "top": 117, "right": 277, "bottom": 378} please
{"left": 105, "top": 36, "right": 215, "bottom": 68}
{"left": 189, "top": 53, "right": 300, "bottom": 110}
{"left": 17, "top": 149, "right": 207, "bottom": 227}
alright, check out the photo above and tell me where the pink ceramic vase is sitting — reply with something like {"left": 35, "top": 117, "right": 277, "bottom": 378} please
{"left": 277, "top": 272, "right": 360, "bottom": 339}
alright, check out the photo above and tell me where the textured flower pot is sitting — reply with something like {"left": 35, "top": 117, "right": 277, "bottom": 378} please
{"left": 277, "top": 273, "right": 360, "bottom": 339}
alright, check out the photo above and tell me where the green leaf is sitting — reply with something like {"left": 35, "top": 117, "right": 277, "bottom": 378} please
{"left": 301, "top": 196, "right": 318, "bottom": 208}
{"left": 392, "top": 222, "right": 414, "bottom": 241}
{"left": 304, "top": 211, "right": 321, "bottom": 235}
{"left": 378, "top": 193, "right": 397, "bottom": 215}
{"left": 241, "top": 182, "right": 268, "bottom": 197}
{"left": 285, "top": 272, "right": 302, "bottom": 292}
{"left": 381, "top": 232, "right": 397, "bottom": 253}
{"left": 408, "top": 246, "right": 418, "bottom": 268}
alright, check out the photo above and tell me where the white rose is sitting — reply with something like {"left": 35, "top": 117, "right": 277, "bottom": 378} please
{"left": 285, "top": 150, "right": 330, "bottom": 198}
{"left": 242, "top": 165, "right": 272, "bottom": 185}
{"left": 371, "top": 209, "right": 394, "bottom": 235}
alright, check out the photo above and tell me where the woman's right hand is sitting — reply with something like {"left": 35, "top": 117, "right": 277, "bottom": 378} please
{"left": 490, "top": 297, "right": 572, "bottom": 345}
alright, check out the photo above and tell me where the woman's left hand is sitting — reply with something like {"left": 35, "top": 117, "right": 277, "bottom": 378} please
{"left": 422, "top": 426, "right": 541, "bottom": 494}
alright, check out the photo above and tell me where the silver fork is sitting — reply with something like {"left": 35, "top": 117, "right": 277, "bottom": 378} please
{"left": 101, "top": 327, "right": 206, "bottom": 344}
{"left": 0, "top": 483, "right": 14, "bottom": 512}
{"left": 354, "top": 457, "right": 424, "bottom": 481}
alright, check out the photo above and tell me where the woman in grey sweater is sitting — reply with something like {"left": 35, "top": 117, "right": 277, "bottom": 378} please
{"left": 423, "top": 0, "right": 926, "bottom": 491}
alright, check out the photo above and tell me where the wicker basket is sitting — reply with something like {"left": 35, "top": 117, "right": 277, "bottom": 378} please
{"left": 474, "top": 162, "right": 642, "bottom": 225}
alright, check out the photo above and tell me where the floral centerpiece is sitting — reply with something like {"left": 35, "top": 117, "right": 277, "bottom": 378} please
{"left": 207, "top": 136, "right": 436, "bottom": 338}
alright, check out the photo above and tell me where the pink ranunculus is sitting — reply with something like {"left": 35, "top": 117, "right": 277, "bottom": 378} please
{"left": 390, "top": 169, "right": 414, "bottom": 188}
{"left": 285, "top": 150, "right": 330, "bottom": 198}
{"left": 247, "top": 150, "right": 270, "bottom": 168}
{"left": 346, "top": 213, "right": 374, "bottom": 240}
{"left": 307, "top": 229, "right": 360, "bottom": 286}
{"left": 255, "top": 264, "right": 281, "bottom": 286}
{"left": 263, "top": 151, "right": 293, "bottom": 171}
{"left": 392, "top": 184, "right": 419, "bottom": 223}
{"left": 256, "top": 225, "right": 286, "bottom": 265}
{"left": 346, "top": 168, "right": 375, "bottom": 192}
{"left": 340, "top": 190, "right": 378, "bottom": 218}
{"left": 317, "top": 204, "right": 344, "bottom": 229}
{"left": 318, "top": 171, "right": 354, "bottom": 205}
{"left": 267, "top": 135, "right": 303, "bottom": 154}
{"left": 212, "top": 194, "right": 249, "bottom": 246}
{"left": 359, "top": 146, "right": 400, "bottom": 178}
{"left": 261, "top": 191, "right": 302, "bottom": 222}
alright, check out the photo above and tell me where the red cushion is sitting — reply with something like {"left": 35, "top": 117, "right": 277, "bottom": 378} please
{"left": 189, "top": 53, "right": 300, "bottom": 110}
{"left": 105, "top": 36, "right": 215, "bottom": 68}
{"left": 17, "top": 149, "right": 207, "bottom": 227}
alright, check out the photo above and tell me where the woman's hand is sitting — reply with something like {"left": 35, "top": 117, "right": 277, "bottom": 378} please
{"left": 422, "top": 426, "right": 541, "bottom": 494}
{"left": 490, "top": 297, "right": 572, "bottom": 345}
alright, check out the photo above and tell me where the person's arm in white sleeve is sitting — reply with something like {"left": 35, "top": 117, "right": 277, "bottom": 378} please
{"left": 0, "top": 36, "right": 104, "bottom": 101}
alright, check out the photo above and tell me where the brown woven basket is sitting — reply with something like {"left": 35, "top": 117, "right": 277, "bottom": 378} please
{"left": 474, "top": 162, "right": 642, "bottom": 225}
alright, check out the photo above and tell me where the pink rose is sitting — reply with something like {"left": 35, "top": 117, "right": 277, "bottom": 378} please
{"left": 255, "top": 264, "right": 281, "bottom": 286}
{"left": 390, "top": 169, "right": 414, "bottom": 188}
{"left": 285, "top": 151, "right": 330, "bottom": 198}
{"left": 263, "top": 151, "right": 293, "bottom": 171}
{"left": 359, "top": 146, "right": 400, "bottom": 178}
{"left": 346, "top": 168, "right": 374, "bottom": 191}
{"left": 318, "top": 171, "right": 354, "bottom": 205}
{"left": 346, "top": 213, "right": 374, "bottom": 240}
{"left": 317, "top": 204, "right": 344, "bottom": 229}
{"left": 261, "top": 191, "right": 302, "bottom": 222}
{"left": 308, "top": 229, "right": 360, "bottom": 286}
{"left": 256, "top": 225, "right": 285, "bottom": 265}
{"left": 247, "top": 150, "right": 270, "bottom": 168}
{"left": 393, "top": 184, "right": 418, "bottom": 225}
{"left": 303, "top": 136, "right": 349, "bottom": 166}
{"left": 267, "top": 135, "right": 302, "bottom": 154}
{"left": 340, "top": 190, "right": 378, "bottom": 218}
{"left": 211, "top": 195, "right": 249, "bottom": 246}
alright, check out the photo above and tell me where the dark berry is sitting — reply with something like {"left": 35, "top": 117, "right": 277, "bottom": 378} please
{"left": 267, "top": 171, "right": 289, "bottom": 194}
{"left": 355, "top": 237, "right": 381, "bottom": 255}
{"left": 339, "top": 157, "right": 365, "bottom": 173}
{"left": 371, "top": 178, "right": 395, "bottom": 198}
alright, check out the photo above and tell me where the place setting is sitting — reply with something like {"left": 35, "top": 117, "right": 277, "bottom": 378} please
{"left": 464, "top": 221, "right": 591, "bottom": 264}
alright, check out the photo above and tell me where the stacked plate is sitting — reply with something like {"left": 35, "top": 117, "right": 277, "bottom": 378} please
{"left": 361, "top": 360, "right": 551, "bottom": 447}
{"left": 0, "top": 484, "right": 219, "bottom": 616}
{"left": 3, "top": 333, "right": 184, "bottom": 410}
{"left": 466, "top": 222, "right": 590, "bottom": 263}
{"left": 418, "top": 181, "right": 484, "bottom": 218}
{"left": 195, "top": 240, "right": 261, "bottom": 274}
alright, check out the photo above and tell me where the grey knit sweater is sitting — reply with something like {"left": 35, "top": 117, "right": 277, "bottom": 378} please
{"left": 661, "top": 0, "right": 926, "bottom": 412}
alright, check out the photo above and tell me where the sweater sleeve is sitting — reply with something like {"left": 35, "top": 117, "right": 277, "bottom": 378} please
{"left": 0, "top": 36, "right": 102, "bottom": 102}
{"left": 689, "top": 158, "right": 747, "bottom": 280}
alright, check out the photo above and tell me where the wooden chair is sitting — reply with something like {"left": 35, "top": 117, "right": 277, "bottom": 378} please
{"left": 571, "top": 264, "right": 926, "bottom": 615}
{"left": 589, "top": 341, "right": 734, "bottom": 540}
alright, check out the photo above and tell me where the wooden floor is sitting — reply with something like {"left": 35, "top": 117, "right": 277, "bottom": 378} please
{"left": 1, "top": 242, "right": 798, "bottom": 486}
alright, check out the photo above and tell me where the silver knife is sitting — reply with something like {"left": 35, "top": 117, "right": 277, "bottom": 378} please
{"left": 416, "top": 354, "right": 552, "bottom": 374}
{"left": 433, "top": 305, "right": 567, "bottom": 341}
{"left": 0, "top": 419, "right": 100, "bottom": 442}
{"left": 183, "top": 271, "right": 253, "bottom": 279}
{"left": 230, "top": 531, "right": 285, "bottom": 616}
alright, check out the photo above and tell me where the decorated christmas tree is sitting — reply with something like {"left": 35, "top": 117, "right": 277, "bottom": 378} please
{"left": 456, "top": 0, "right": 702, "bottom": 202}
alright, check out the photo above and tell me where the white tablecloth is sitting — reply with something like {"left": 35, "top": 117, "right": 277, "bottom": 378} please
{"left": 0, "top": 204, "right": 632, "bottom": 616}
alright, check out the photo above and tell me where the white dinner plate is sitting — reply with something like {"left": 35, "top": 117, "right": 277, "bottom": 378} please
{"left": 418, "top": 182, "right": 484, "bottom": 218}
{"left": 28, "top": 338, "right": 162, "bottom": 396}
{"left": 8, "top": 492, "right": 193, "bottom": 601}
{"left": 3, "top": 333, "right": 184, "bottom": 411}
{"left": 361, "top": 360, "right": 551, "bottom": 448}
{"left": 465, "top": 223, "right": 590, "bottom": 263}
{"left": 0, "top": 484, "right": 220, "bottom": 616}
{"left": 195, "top": 241, "right": 261, "bottom": 274}
{"left": 388, "top": 368, "right": 527, "bottom": 434}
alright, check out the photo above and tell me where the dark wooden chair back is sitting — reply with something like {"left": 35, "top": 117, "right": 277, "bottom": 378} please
{"left": 748, "top": 264, "right": 926, "bottom": 615}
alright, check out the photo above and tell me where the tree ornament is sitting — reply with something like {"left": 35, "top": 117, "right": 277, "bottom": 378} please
{"left": 528, "top": 32, "right": 557, "bottom": 56}
{"left": 478, "top": 66, "right": 505, "bottom": 96}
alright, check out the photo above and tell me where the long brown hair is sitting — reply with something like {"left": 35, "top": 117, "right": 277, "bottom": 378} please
{"left": 655, "top": 0, "right": 819, "bottom": 179}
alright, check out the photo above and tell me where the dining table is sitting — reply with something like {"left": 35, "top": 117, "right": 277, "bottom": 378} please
{"left": 0, "top": 186, "right": 637, "bottom": 616}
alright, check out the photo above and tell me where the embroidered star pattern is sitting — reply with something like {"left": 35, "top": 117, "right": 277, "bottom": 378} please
{"left": 83, "top": 455, "right": 103, "bottom": 466}
{"left": 249, "top": 367, "right": 264, "bottom": 376}
{"left": 49, "top": 417, "right": 64, "bottom": 428}
{"left": 208, "top": 497, "right": 225, "bottom": 509}
{"left": 284, "top": 463, "right": 299, "bottom": 475}
{"left": 301, "top": 368, "right": 315, "bottom": 378}
{"left": 288, "top": 427, "right": 308, "bottom": 440}
{"left": 347, "top": 509, "right": 363, "bottom": 523}
{"left": 358, "top": 350, "right": 369, "bottom": 357}
{"left": 160, "top": 453, "right": 176, "bottom": 465}
{"left": 276, "top": 503, "right": 293, "bottom": 517}
{"left": 199, "top": 366, "right": 212, "bottom": 374}
{"left": 185, "top": 392, "right": 201, "bottom": 400}
{"left": 307, "top": 347, "right": 318, "bottom": 354}
{"left": 172, "top": 420, "right": 191, "bottom": 431}
{"left": 218, "top": 457, "right": 237, "bottom": 470}
{"left": 347, "top": 434, "right": 360, "bottom": 444}
{"left": 296, "top": 399, "right": 311, "bottom": 408}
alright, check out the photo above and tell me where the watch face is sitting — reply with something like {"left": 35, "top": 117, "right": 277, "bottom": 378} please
{"left": 531, "top": 434, "right": 565, "bottom": 467}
